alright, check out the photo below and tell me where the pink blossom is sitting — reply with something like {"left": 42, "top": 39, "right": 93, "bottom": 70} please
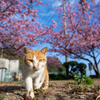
{"left": 43, "top": 0, "right": 100, "bottom": 76}
{"left": 47, "top": 56, "right": 62, "bottom": 67}
{"left": 0, "top": 0, "right": 48, "bottom": 58}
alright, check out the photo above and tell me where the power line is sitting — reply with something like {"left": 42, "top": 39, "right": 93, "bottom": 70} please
{"left": 41, "top": 0, "right": 56, "bottom": 25}
{"left": 40, "top": 0, "right": 62, "bottom": 31}
{"left": 43, "top": 0, "right": 62, "bottom": 26}
{"left": 45, "top": 11, "right": 57, "bottom": 25}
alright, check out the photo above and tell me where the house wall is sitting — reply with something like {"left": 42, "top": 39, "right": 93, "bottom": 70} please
{"left": 0, "top": 69, "right": 5, "bottom": 81}
{"left": 0, "top": 58, "right": 19, "bottom": 81}
{"left": 0, "top": 58, "right": 9, "bottom": 69}
{"left": 9, "top": 60, "right": 19, "bottom": 71}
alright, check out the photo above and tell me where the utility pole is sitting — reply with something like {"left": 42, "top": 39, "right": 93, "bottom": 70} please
{"left": 63, "top": 0, "right": 68, "bottom": 62}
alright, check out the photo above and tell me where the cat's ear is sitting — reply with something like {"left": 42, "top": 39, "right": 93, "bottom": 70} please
{"left": 41, "top": 47, "right": 48, "bottom": 55}
{"left": 24, "top": 47, "right": 31, "bottom": 54}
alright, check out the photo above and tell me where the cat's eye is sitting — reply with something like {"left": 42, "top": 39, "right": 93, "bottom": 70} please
{"left": 39, "top": 59, "right": 42, "bottom": 62}
{"left": 29, "top": 59, "right": 33, "bottom": 62}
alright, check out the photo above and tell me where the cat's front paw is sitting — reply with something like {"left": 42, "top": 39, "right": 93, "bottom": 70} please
{"left": 25, "top": 92, "right": 35, "bottom": 99}
{"left": 34, "top": 85, "right": 40, "bottom": 90}
{"left": 27, "top": 96, "right": 33, "bottom": 100}
{"left": 34, "top": 83, "right": 42, "bottom": 90}
{"left": 29, "top": 92, "right": 35, "bottom": 99}
{"left": 42, "top": 86, "right": 48, "bottom": 90}
{"left": 22, "top": 93, "right": 34, "bottom": 100}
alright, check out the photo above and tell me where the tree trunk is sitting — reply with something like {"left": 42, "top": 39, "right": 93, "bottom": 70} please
{"left": 66, "top": 66, "right": 69, "bottom": 79}
{"left": 95, "top": 71, "right": 100, "bottom": 78}
{"left": 90, "top": 63, "right": 100, "bottom": 78}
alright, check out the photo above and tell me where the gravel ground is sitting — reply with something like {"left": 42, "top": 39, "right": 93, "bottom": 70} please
{"left": 0, "top": 79, "right": 100, "bottom": 100}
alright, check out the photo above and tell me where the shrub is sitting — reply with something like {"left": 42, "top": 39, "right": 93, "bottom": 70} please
{"left": 49, "top": 74, "right": 66, "bottom": 80}
{"left": 74, "top": 75, "right": 94, "bottom": 85}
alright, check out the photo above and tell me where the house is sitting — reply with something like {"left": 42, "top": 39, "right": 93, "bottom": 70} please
{"left": 0, "top": 58, "right": 22, "bottom": 81}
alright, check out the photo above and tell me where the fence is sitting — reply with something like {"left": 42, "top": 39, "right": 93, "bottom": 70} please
{"left": 0, "top": 70, "right": 66, "bottom": 81}
{"left": 0, "top": 70, "right": 22, "bottom": 82}
{"left": 49, "top": 71, "right": 66, "bottom": 76}
{"left": 49, "top": 71, "right": 66, "bottom": 80}
{"left": 4, "top": 70, "right": 22, "bottom": 81}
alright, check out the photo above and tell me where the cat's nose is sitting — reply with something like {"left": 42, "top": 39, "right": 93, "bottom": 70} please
{"left": 33, "top": 66, "right": 36, "bottom": 69}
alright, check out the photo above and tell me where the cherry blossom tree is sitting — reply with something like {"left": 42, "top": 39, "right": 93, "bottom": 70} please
{"left": 44, "top": 0, "right": 100, "bottom": 77}
{"left": 0, "top": 0, "right": 45, "bottom": 57}
{"left": 47, "top": 56, "right": 65, "bottom": 72}
{"left": 47, "top": 56, "right": 62, "bottom": 67}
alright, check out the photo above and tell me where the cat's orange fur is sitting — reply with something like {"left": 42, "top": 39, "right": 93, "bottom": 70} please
{"left": 23, "top": 47, "right": 49, "bottom": 98}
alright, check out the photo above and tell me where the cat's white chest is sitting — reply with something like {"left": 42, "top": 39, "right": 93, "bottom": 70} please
{"left": 31, "top": 67, "right": 44, "bottom": 79}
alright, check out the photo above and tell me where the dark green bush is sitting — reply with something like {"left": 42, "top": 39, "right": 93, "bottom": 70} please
{"left": 49, "top": 74, "right": 66, "bottom": 80}
{"left": 49, "top": 74, "right": 56, "bottom": 80}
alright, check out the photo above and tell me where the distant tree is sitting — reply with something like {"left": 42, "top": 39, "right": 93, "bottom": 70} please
{"left": 63, "top": 61, "right": 87, "bottom": 78}
{"left": 47, "top": 56, "right": 65, "bottom": 72}
{"left": 47, "top": 56, "right": 62, "bottom": 67}
{"left": 68, "top": 61, "right": 78, "bottom": 74}
{"left": 63, "top": 61, "right": 78, "bottom": 79}
{"left": 77, "top": 63, "right": 87, "bottom": 76}
{"left": 58, "top": 67, "right": 63, "bottom": 74}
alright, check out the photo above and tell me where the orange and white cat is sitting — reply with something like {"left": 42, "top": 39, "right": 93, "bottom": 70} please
{"left": 23, "top": 47, "right": 49, "bottom": 98}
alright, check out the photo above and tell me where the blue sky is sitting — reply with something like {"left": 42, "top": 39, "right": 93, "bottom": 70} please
{"left": 32, "top": 0, "right": 99, "bottom": 76}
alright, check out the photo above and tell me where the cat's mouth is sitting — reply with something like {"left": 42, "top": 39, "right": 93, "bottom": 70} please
{"left": 33, "top": 69, "right": 38, "bottom": 71}
{"left": 32, "top": 66, "right": 39, "bottom": 71}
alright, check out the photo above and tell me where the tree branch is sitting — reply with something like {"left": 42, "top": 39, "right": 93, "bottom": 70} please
{"left": 65, "top": 48, "right": 98, "bottom": 73}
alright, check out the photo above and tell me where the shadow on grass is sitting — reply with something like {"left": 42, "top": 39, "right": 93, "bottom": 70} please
{"left": 0, "top": 85, "right": 25, "bottom": 93}
{"left": 0, "top": 85, "right": 52, "bottom": 100}
{"left": 0, "top": 85, "right": 26, "bottom": 99}
{"left": 55, "top": 94, "right": 65, "bottom": 100}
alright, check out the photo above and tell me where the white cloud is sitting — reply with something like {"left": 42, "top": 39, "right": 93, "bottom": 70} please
{"left": 52, "top": 0, "right": 79, "bottom": 8}
{"left": 40, "top": 10, "right": 55, "bottom": 16}
{"left": 52, "top": 1, "right": 62, "bottom": 8}
{"left": 96, "top": 0, "right": 99, "bottom": 3}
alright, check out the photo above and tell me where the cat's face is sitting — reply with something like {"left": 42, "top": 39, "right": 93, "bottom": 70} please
{"left": 24, "top": 47, "right": 47, "bottom": 71}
